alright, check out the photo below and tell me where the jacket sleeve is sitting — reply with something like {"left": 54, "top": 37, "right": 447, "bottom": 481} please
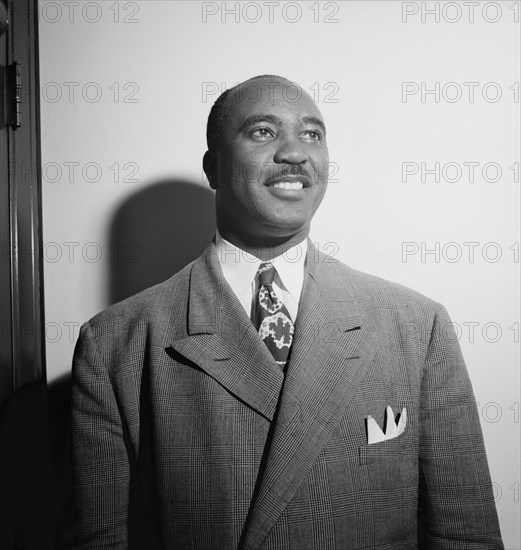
{"left": 417, "top": 303, "right": 504, "bottom": 549}
{"left": 62, "top": 321, "right": 130, "bottom": 549}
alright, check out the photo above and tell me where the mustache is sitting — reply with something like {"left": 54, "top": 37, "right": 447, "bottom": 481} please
{"left": 264, "top": 164, "right": 315, "bottom": 184}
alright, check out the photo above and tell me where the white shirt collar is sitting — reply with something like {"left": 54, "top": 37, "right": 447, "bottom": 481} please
{"left": 214, "top": 230, "right": 307, "bottom": 317}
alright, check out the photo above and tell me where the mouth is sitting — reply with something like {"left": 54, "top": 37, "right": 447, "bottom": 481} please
{"left": 264, "top": 175, "right": 311, "bottom": 190}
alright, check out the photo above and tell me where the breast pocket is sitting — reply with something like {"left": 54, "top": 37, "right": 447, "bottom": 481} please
{"left": 359, "top": 433, "right": 411, "bottom": 466}
{"left": 358, "top": 432, "right": 418, "bottom": 500}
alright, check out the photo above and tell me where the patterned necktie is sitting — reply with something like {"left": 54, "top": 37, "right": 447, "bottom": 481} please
{"left": 252, "top": 262, "right": 294, "bottom": 369}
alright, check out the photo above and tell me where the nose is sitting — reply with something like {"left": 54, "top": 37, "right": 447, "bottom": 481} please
{"left": 273, "top": 136, "right": 307, "bottom": 165}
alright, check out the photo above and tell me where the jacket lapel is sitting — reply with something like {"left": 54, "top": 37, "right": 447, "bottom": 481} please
{"left": 241, "top": 242, "right": 378, "bottom": 550}
{"left": 166, "top": 242, "right": 284, "bottom": 422}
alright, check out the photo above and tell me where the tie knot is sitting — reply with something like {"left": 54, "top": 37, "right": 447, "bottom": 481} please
{"left": 257, "top": 262, "right": 276, "bottom": 286}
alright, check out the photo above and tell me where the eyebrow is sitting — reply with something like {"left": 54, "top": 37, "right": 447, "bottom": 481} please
{"left": 237, "top": 115, "right": 282, "bottom": 134}
{"left": 237, "top": 114, "right": 327, "bottom": 136}
{"left": 302, "top": 116, "right": 327, "bottom": 137}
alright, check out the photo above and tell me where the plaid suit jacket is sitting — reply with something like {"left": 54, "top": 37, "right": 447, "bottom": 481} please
{"left": 64, "top": 241, "right": 503, "bottom": 549}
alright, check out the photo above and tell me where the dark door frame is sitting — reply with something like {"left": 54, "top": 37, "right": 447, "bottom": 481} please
{"left": 0, "top": 0, "right": 52, "bottom": 547}
{"left": 1, "top": 0, "right": 45, "bottom": 398}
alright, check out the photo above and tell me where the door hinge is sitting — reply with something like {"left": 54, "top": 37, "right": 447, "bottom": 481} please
{"left": 7, "top": 61, "right": 21, "bottom": 129}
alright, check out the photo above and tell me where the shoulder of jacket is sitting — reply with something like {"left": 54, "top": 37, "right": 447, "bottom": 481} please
{"left": 83, "top": 260, "right": 194, "bottom": 337}
{"left": 321, "top": 255, "right": 444, "bottom": 317}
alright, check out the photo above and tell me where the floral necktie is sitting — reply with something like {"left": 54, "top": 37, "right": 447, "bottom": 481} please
{"left": 252, "top": 262, "right": 294, "bottom": 369}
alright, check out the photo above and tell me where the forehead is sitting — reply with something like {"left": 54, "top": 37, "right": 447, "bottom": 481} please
{"left": 227, "top": 78, "right": 324, "bottom": 128}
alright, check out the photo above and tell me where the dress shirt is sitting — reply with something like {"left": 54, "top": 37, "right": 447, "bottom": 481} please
{"left": 215, "top": 230, "right": 307, "bottom": 322}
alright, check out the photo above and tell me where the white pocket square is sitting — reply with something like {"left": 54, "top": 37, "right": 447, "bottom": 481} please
{"left": 366, "top": 406, "right": 407, "bottom": 444}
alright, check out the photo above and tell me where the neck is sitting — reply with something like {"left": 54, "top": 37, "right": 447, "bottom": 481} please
{"left": 217, "top": 227, "right": 308, "bottom": 261}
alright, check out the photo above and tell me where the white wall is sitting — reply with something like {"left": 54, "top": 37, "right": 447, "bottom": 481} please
{"left": 39, "top": 1, "right": 520, "bottom": 546}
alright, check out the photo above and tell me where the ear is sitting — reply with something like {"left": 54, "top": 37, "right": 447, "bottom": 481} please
{"left": 203, "top": 150, "right": 218, "bottom": 190}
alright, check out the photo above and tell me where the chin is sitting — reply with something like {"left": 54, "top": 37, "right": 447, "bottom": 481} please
{"left": 264, "top": 218, "right": 309, "bottom": 236}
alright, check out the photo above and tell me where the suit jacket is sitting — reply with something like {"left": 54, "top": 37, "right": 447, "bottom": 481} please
{"left": 63, "top": 241, "right": 504, "bottom": 549}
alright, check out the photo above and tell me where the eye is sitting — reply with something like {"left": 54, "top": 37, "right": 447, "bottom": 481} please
{"left": 302, "top": 130, "right": 322, "bottom": 142}
{"left": 250, "top": 127, "right": 275, "bottom": 141}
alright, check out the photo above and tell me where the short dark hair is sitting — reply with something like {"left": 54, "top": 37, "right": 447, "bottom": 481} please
{"left": 206, "top": 75, "right": 292, "bottom": 152}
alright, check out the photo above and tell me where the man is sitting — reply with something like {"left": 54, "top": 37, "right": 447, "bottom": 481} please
{"left": 64, "top": 75, "right": 504, "bottom": 549}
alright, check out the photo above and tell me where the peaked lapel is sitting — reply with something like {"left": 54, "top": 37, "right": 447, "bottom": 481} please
{"left": 241, "top": 242, "right": 378, "bottom": 550}
{"left": 167, "top": 242, "right": 284, "bottom": 421}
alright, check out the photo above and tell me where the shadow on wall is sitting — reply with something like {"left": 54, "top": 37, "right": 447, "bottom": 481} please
{"left": 108, "top": 179, "right": 216, "bottom": 305}
{"left": 47, "top": 179, "right": 215, "bottom": 547}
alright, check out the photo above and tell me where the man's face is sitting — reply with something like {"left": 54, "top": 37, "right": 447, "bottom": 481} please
{"left": 206, "top": 77, "right": 329, "bottom": 247}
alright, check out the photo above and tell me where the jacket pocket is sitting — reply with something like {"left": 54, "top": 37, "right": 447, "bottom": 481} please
{"left": 359, "top": 433, "right": 411, "bottom": 466}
